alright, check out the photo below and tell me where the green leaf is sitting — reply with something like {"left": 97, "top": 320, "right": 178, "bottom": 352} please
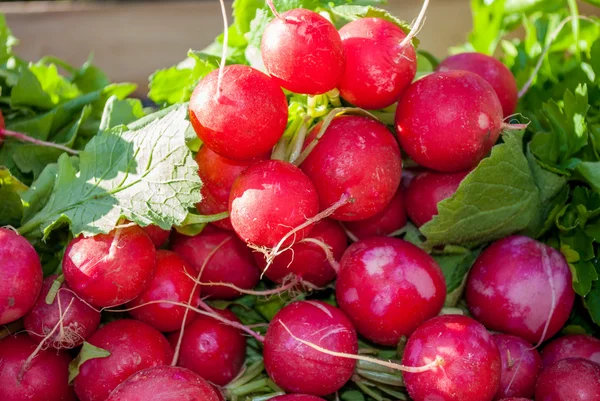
{"left": 584, "top": 272, "right": 600, "bottom": 326}
{"left": 467, "top": 0, "right": 505, "bottom": 55}
{"left": 0, "top": 166, "right": 27, "bottom": 226}
{"left": 72, "top": 59, "right": 110, "bottom": 93}
{"left": 330, "top": 5, "right": 413, "bottom": 37}
{"left": 68, "top": 341, "right": 111, "bottom": 384}
{"left": 99, "top": 96, "right": 145, "bottom": 132}
{"left": 434, "top": 248, "right": 481, "bottom": 307}
{"left": 29, "top": 62, "right": 82, "bottom": 105}
{"left": 21, "top": 162, "right": 62, "bottom": 222}
{"left": 13, "top": 146, "right": 64, "bottom": 180}
{"left": 10, "top": 67, "right": 55, "bottom": 110}
{"left": 245, "top": 9, "right": 271, "bottom": 70}
{"left": 341, "top": 390, "right": 366, "bottom": 401}
{"left": 0, "top": 15, "right": 17, "bottom": 63}
{"left": 569, "top": 260, "right": 598, "bottom": 296}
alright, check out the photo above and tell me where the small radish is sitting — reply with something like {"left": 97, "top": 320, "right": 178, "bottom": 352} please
{"left": 264, "top": 301, "right": 357, "bottom": 396}
{"left": 0, "top": 228, "right": 42, "bottom": 325}
{"left": 73, "top": 319, "right": 172, "bottom": 401}
{"left": 402, "top": 314, "right": 502, "bottom": 401}
{"left": 540, "top": 334, "right": 600, "bottom": 368}
{"left": 62, "top": 226, "right": 157, "bottom": 308}
{"left": 493, "top": 333, "right": 541, "bottom": 400}
{"left": 535, "top": 358, "right": 600, "bottom": 401}
{"left": 395, "top": 70, "right": 504, "bottom": 173}
{"left": 0, "top": 335, "right": 75, "bottom": 401}
{"left": 300, "top": 115, "right": 402, "bottom": 221}
{"left": 404, "top": 170, "right": 470, "bottom": 227}
{"left": 270, "top": 396, "right": 325, "bottom": 401}
{"left": 23, "top": 275, "right": 101, "bottom": 350}
{"left": 497, "top": 398, "right": 532, "bottom": 401}
{"left": 141, "top": 225, "right": 171, "bottom": 248}
{"left": 344, "top": 188, "right": 407, "bottom": 239}
{"left": 437, "top": 52, "right": 518, "bottom": 117}
{"left": 127, "top": 250, "right": 200, "bottom": 332}
{"left": 465, "top": 236, "right": 575, "bottom": 344}
{"left": 336, "top": 237, "right": 446, "bottom": 346}
{"left": 261, "top": 7, "right": 344, "bottom": 95}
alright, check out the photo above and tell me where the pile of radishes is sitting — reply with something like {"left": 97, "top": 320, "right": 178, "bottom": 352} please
{"left": 1, "top": 2, "right": 600, "bottom": 401}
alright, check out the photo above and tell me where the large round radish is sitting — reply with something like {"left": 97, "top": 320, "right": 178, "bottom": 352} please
{"left": 395, "top": 70, "right": 504, "bottom": 172}
{"left": 336, "top": 237, "right": 446, "bottom": 346}
{"left": 540, "top": 334, "right": 600, "bottom": 368}
{"left": 261, "top": 8, "right": 344, "bottom": 95}
{"left": 497, "top": 398, "right": 532, "bottom": 401}
{"left": 437, "top": 52, "right": 518, "bottom": 117}
{"left": 264, "top": 301, "right": 357, "bottom": 395}
{"left": 270, "top": 396, "right": 326, "bottom": 401}
{"left": 106, "top": 366, "right": 221, "bottom": 401}
{"left": 189, "top": 65, "right": 288, "bottom": 161}
{"left": 62, "top": 226, "right": 156, "bottom": 307}
{"left": 402, "top": 314, "right": 502, "bottom": 401}
{"left": 23, "top": 275, "right": 101, "bottom": 350}
{"left": 0, "top": 228, "right": 42, "bottom": 325}
{"left": 338, "top": 18, "right": 416, "bottom": 110}
{"left": 493, "top": 333, "right": 541, "bottom": 400}
{"left": 0, "top": 335, "right": 75, "bottom": 401}
{"left": 465, "top": 236, "right": 575, "bottom": 344}
{"left": 300, "top": 115, "right": 402, "bottom": 221}
{"left": 73, "top": 319, "right": 172, "bottom": 401}
{"left": 127, "top": 250, "right": 200, "bottom": 332}
{"left": 229, "top": 160, "right": 319, "bottom": 247}
{"left": 345, "top": 188, "right": 407, "bottom": 239}
{"left": 535, "top": 358, "right": 600, "bottom": 401}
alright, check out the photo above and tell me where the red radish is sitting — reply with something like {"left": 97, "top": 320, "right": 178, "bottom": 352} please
{"left": 229, "top": 160, "right": 319, "bottom": 247}
{"left": 264, "top": 301, "right": 357, "bottom": 395}
{"left": 261, "top": 8, "right": 344, "bottom": 95}
{"left": 189, "top": 65, "right": 288, "bottom": 161}
{"left": 253, "top": 219, "right": 347, "bottom": 287}
{"left": 0, "top": 335, "right": 75, "bottom": 401}
{"left": 540, "top": 334, "right": 600, "bottom": 368}
{"left": 62, "top": 226, "right": 156, "bottom": 307}
{"left": 404, "top": 170, "right": 470, "bottom": 227}
{"left": 106, "top": 366, "right": 221, "bottom": 401}
{"left": 127, "top": 250, "right": 200, "bottom": 332}
{"left": 344, "top": 188, "right": 407, "bottom": 239}
{"left": 23, "top": 275, "right": 101, "bottom": 349}
{"left": 465, "top": 236, "right": 575, "bottom": 344}
{"left": 141, "top": 225, "right": 171, "bottom": 248}
{"left": 336, "top": 237, "right": 446, "bottom": 346}
{"left": 402, "top": 314, "right": 502, "bottom": 401}
{"left": 493, "top": 333, "right": 541, "bottom": 400}
{"left": 74, "top": 319, "right": 172, "bottom": 401}
{"left": 437, "top": 52, "right": 518, "bottom": 117}
{"left": 270, "top": 396, "right": 326, "bottom": 401}
{"left": 338, "top": 18, "right": 416, "bottom": 110}
{"left": 395, "top": 70, "right": 504, "bottom": 173}
{"left": 168, "top": 309, "right": 245, "bottom": 386}
{"left": 0, "top": 228, "right": 42, "bottom": 325}
{"left": 497, "top": 399, "right": 532, "bottom": 401}
{"left": 535, "top": 358, "right": 600, "bottom": 401}
{"left": 300, "top": 116, "right": 402, "bottom": 221}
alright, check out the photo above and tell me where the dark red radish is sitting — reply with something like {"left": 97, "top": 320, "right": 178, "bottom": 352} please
{"left": 106, "top": 366, "right": 221, "bottom": 401}
{"left": 338, "top": 18, "right": 416, "bottom": 110}
{"left": 189, "top": 65, "right": 288, "bottom": 161}
{"left": 540, "top": 334, "right": 600, "bottom": 368}
{"left": 497, "top": 398, "right": 532, "bottom": 401}
{"left": 141, "top": 225, "right": 171, "bottom": 248}
{"left": 345, "top": 188, "right": 407, "bottom": 239}
{"left": 264, "top": 301, "right": 357, "bottom": 396}
{"left": 493, "top": 333, "right": 541, "bottom": 400}
{"left": 395, "top": 70, "right": 504, "bottom": 173}
{"left": 270, "top": 396, "right": 326, "bottom": 401}
{"left": 300, "top": 115, "right": 402, "bottom": 221}
{"left": 404, "top": 170, "right": 470, "bottom": 227}
{"left": 535, "top": 358, "right": 600, "bottom": 401}
{"left": 0, "top": 335, "right": 75, "bottom": 401}
{"left": 62, "top": 226, "right": 156, "bottom": 308}
{"left": 0, "top": 228, "right": 42, "bottom": 325}
{"left": 402, "top": 314, "right": 502, "bottom": 401}
{"left": 168, "top": 309, "right": 245, "bottom": 386}
{"left": 23, "top": 275, "right": 101, "bottom": 350}
{"left": 253, "top": 219, "right": 347, "bottom": 287}
{"left": 437, "top": 52, "right": 518, "bottom": 117}
{"left": 261, "top": 8, "right": 344, "bottom": 95}
{"left": 336, "top": 237, "right": 445, "bottom": 346}
{"left": 466, "top": 236, "right": 575, "bottom": 344}
{"left": 127, "top": 250, "right": 200, "bottom": 332}
{"left": 229, "top": 160, "right": 319, "bottom": 247}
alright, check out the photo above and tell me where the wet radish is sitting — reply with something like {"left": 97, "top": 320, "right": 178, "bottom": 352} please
{"left": 540, "top": 334, "right": 600, "bottom": 368}
{"left": 344, "top": 188, "right": 407, "bottom": 239}
{"left": 535, "top": 358, "right": 600, "bottom": 401}
{"left": 493, "top": 333, "right": 541, "bottom": 400}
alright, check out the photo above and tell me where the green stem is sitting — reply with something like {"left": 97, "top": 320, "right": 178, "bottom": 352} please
{"left": 375, "top": 383, "right": 408, "bottom": 400}
{"left": 356, "top": 369, "right": 405, "bottom": 387}
{"left": 226, "top": 360, "right": 265, "bottom": 389}
{"left": 354, "top": 380, "right": 384, "bottom": 401}
{"left": 39, "top": 56, "right": 77, "bottom": 74}
{"left": 251, "top": 393, "right": 285, "bottom": 401}
{"left": 266, "top": 379, "right": 283, "bottom": 392}
{"left": 327, "top": 89, "right": 342, "bottom": 107}
{"left": 180, "top": 211, "right": 229, "bottom": 226}
{"left": 45, "top": 274, "right": 65, "bottom": 304}
{"left": 228, "top": 378, "right": 270, "bottom": 397}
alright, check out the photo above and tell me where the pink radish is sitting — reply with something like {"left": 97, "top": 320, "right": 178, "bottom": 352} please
{"left": 493, "top": 333, "right": 541, "bottom": 400}
{"left": 540, "top": 334, "right": 600, "bottom": 368}
{"left": 270, "top": 396, "right": 325, "bottom": 401}
{"left": 535, "top": 358, "right": 600, "bottom": 401}
{"left": 497, "top": 398, "right": 532, "bottom": 401}
{"left": 344, "top": 188, "right": 407, "bottom": 239}
{"left": 141, "top": 225, "right": 171, "bottom": 248}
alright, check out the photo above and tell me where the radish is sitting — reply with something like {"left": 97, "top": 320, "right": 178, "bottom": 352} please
{"left": 395, "top": 70, "right": 504, "bottom": 173}
{"left": 344, "top": 188, "right": 406, "bottom": 239}
{"left": 540, "top": 334, "right": 600, "bottom": 368}
{"left": 493, "top": 333, "right": 541, "bottom": 400}
{"left": 336, "top": 237, "right": 446, "bottom": 346}
{"left": 74, "top": 319, "right": 172, "bottom": 401}
{"left": 465, "top": 236, "right": 575, "bottom": 344}
{"left": 62, "top": 226, "right": 157, "bottom": 308}
{"left": 105, "top": 366, "right": 222, "bottom": 401}
{"left": 404, "top": 170, "right": 470, "bottom": 227}
{"left": 270, "top": 396, "right": 325, "bottom": 401}
{"left": 141, "top": 225, "right": 171, "bottom": 248}
{"left": 535, "top": 358, "right": 600, "bottom": 401}
{"left": 23, "top": 275, "right": 101, "bottom": 349}
{"left": 189, "top": 65, "right": 288, "bottom": 161}
{"left": 300, "top": 115, "right": 402, "bottom": 221}
{"left": 497, "top": 398, "right": 532, "bottom": 401}
{"left": 0, "top": 335, "right": 75, "bottom": 401}
{"left": 0, "top": 228, "right": 42, "bottom": 325}
{"left": 264, "top": 300, "right": 357, "bottom": 396}
{"left": 437, "top": 52, "right": 518, "bottom": 117}
{"left": 402, "top": 314, "right": 502, "bottom": 401}
{"left": 261, "top": 7, "right": 344, "bottom": 95}
{"left": 127, "top": 250, "right": 200, "bottom": 332}
{"left": 167, "top": 309, "right": 246, "bottom": 386}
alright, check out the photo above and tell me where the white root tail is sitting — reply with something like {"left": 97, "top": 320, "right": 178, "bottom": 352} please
{"left": 399, "top": 0, "right": 430, "bottom": 49}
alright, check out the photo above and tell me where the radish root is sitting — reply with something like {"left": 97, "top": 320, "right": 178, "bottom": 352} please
{"left": 186, "top": 273, "right": 321, "bottom": 297}
{"left": 266, "top": 0, "right": 284, "bottom": 21}
{"left": 299, "top": 237, "right": 340, "bottom": 273}
{"left": 216, "top": 0, "right": 229, "bottom": 100}
{"left": 399, "top": 0, "right": 430, "bottom": 49}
